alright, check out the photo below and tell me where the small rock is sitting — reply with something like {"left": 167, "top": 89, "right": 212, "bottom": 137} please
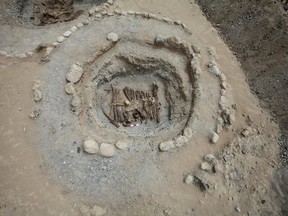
{"left": 200, "top": 162, "right": 213, "bottom": 172}
{"left": 220, "top": 81, "right": 227, "bottom": 90}
{"left": 90, "top": 205, "right": 106, "bottom": 216}
{"left": 71, "top": 26, "right": 77, "bottom": 32}
{"left": 193, "top": 171, "right": 212, "bottom": 192}
{"left": 155, "top": 34, "right": 165, "bottom": 45}
{"left": 120, "top": 11, "right": 127, "bottom": 16}
{"left": 100, "top": 143, "right": 115, "bottom": 158}
{"left": 163, "top": 208, "right": 172, "bottom": 216}
{"left": 220, "top": 89, "right": 226, "bottom": 96}
{"left": 219, "top": 73, "right": 226, "bottom": 81}
{"left": 71, "top": 96, "right": 81, "bottom": 107}
{"left": 127, "top": 10, "right": 135, "bottom": 15}
{"left": 191, "top": 45, "right": 201, "bottom": 54}
{"left": 65, "top": 83, "right": 76, "bottom": 95}
{"left": 214, "top": 162, "right": 223, "bottom": 173}
{"left": 66, "top": 63, "right": 83, "bottom": 83}
{"left": 63, "top": 31, "right": 72, "bottom": 37}
{"left": 228, "top": 113, "right": 236, "bottom": 124}
{"left": 115, "top": 140, "right": 129, "bottom": 150}
{"left": 107, "top": 32, "right": 119, "bottom": 42}
{"left": 203, "top": 154, "right": 215, "bottom": 162}
{"left": 211, "top": 132, "right": 219, "bottom": 144}
{"left": 174, "top": 20, "right": 182, "bottom": 25}
{"left": 77, "top": 23, "right": 84, "bottom": 28}
{"left": 159, "top": 140, "right": 175, "bottom": 152}
{"left": 83, "top": 138, "right": 99, "bottom": 154}
{"left": 162, "top": 17, "right": 173, "bottom": 23}
{"left": 184, "top": 175, "right": 194, "bottom": 184}
{"left": 57, "top": 36, "right": 65, "bottom": 43}
{"left": 184, "top": 127, "right": 193, "bottom": 138}
{"left": 33, "top": 89, "right": 42, "bottom": 102}
{"left": 241, "top": 129, "right": 250, "bottom": 137}
{"left": 107, "top": 0, "right": 114, "bottom": 4}
{"left": 29, "top": 109, "right": 41, "bottom": 119}
{"left": 114, "top": 9, "right": 121, "bottom": 14}
{"left": 52, "top": 42, "right": 60, "bottom": 47}
{"left": 174, "top": 135, "right": 188, "bottom": 147}
{"left": 235, "top": 207, "right": 241, "bottom": 212}
{"left": 82, "top": 20, "right": 89, "bottom": 25}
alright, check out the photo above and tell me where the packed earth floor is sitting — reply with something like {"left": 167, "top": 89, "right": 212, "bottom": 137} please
{"left": 0, "top": 0, "right": 287, "bottom": 215}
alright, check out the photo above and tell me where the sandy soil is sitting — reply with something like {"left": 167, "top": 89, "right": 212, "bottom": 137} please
{"left": 0, "top": 0, "right": 287, "bottom": 215}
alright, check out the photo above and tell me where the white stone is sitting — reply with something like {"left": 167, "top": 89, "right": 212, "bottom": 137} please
{"left": 63, "top": 31, "right": 72, "bottom": 38}
{"left": 66, "top": 63, "right": 83, "bottom": 83}
{"left": 114, "top": 9, "right": 121, "bottom": 14}
{"left": 219, "top": 73, "right": 226, "bottom": 81}
{"left": 203, "top": 154, "right": 215, "bottom": 162}
{"left": 159, "top": 141, "right": 175, "bottom": 152}
{"left": 115, "top": 141, "right": 129, "bottom": 150}
{"left": 120, "top": 11, "right": 127, "bottom": 16}
{"left": 52, "top": 42, "right": 60, "bottom": 47}
{"left": 235, "top": 207, "right": 241, "bottom": 212}
{"left": 95, "top": 14, "right": 102, "bottom": 19}
{"left": 107, "top": 32, "right": 119, "bottom": 42}
{"left": 148, "top": 13, "right": 156, "bottom": 18}
{"left": 141, "top": 12, "right": 148, "bottom": 17}
{"left": 71, "top": 26, "right": 77, "bottom": 32}
{"left": 33, "top": 89, "right": 42, "bottom": 102}
{"left": 163, "top": 17, "right": 173, "bottom": 23}
{"left": 200, "top": 162, "right": 213, "bottom": 172}
{"left": 211, "top": 132, "right": 219, "bottom": 144}
{"left": 241, "top": 129, "right": 250, "bottom": 137}
{"left": 127, "top": 10, "right": 135, "bottom": 15}
{"left": 65, "top": 83, "right": 76, "bottom": 95}
{"left": 100, "top": 143, "right": 115, "bottom": 158}
{"left": 83, "top": 138, "right": 99, "bottom": 154}
{"left": 57, "top": 36, "right": 65, "bottom": 43}
{"left": 184, "top": 175, "right": 194, "bottom": 184}
{"left": 90, "top": 205, "right": 106, "bottom": 216}
{"left": 220, "top": 89, "right": 226, "bottom": 96}
{"left": 77, "top": 23, "right": 84, "bottom": 28}
{"left": 174, "top": 135, "right": 188, "bottom": 147}
{"left": 107, "top": 0, "right": 114, "bottom": 5}
{"left": 184, "top": 127, "right": 193, "bottom": 138}
{"left": 174, "top": 20, "right": 182, "bottom": 25}
{"left": 71, "top": 96, "right": 81, "bottom": 107}
{"left": 82, "top": 20, "right": 89, "bottom": 25}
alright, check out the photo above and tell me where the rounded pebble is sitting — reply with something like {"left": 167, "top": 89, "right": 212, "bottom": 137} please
{"left": 211, "top": 132, "right": 219, "bottom": 144}
{"left": 71, "top": 26, "right": 78, "bottom": 32}
{"left": 83, "top": 138, "right": 99, "bottom": 154}
{"left": 57, "top": 36, "right": 65, "bottom": 43}
{"left": 63, "top": 31, "right": 72, "bottom": 37}
{"left": 107, "top": 32, "right": 119, "bottom": 42}
{"left": 100, "top": 143, "right": 116, "bottom": 158}
{"left": 115, "top": 141, "right": 129, "bottom": 150}
{"left": 184, "top": 175, "right": 194, "bottom": 184}
{"left": 159, "top": 141, "right": 175, "bottom": 152}
{"left": 65, "top": 83, "right": 76, "bottom": 95}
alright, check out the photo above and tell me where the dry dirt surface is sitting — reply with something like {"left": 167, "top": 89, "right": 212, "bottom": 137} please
{"left": 0, "top": 0, "right": 287, "bottom": 216}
